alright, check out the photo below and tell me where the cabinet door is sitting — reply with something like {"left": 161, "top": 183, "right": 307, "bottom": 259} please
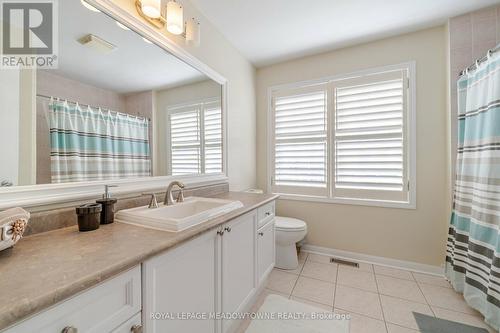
{"left": 221, "top": 211, "right": 257, "bottom": 333}
{"left": 143, "top": 230, "right": 220, "bottom": 333}
{"left": 257, "top": 219, "right": 275, "bottom": 285}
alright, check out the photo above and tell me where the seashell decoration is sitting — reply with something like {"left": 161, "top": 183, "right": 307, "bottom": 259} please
{"left": 0, "top": 207, "right": 30, "bottom": 252}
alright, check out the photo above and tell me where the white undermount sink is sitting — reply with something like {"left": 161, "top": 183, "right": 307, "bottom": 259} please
{"left": 115, "top": 196, "right": 244, "bottom": 232}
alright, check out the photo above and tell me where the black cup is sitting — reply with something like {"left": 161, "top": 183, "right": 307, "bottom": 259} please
{"left": 76, "top": 203, "right": 102, "bottom": 232}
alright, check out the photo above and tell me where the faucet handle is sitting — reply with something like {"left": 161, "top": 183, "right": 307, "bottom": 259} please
{"left": 142, "top": 192, "right": 159, "bottom": 209}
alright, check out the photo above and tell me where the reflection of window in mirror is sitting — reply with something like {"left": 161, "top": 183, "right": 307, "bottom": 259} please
{"left": 155, "top": 80, "right": 223, "bottom": 177}
{"left": 168, "top": 99, "right": 222, "bottom": 175}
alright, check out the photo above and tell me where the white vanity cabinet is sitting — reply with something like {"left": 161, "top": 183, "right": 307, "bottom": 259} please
{"left": 3, "top": 266, "right": 142, "bottom": 333}
{"left": 142, "top": 229, "right": 220, "bottom": 333}
{"left": 220, "top": 211, "right": 257, "bottom": 333}
{"left": 257, "top": 219, "right": 275, "bottom": 285}
{"left": 143, "top": 202, "right": 275, "bottom": 333}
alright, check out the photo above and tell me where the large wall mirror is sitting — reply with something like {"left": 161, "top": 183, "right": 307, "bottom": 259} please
{"left": 0, "top": 0, "right": 224, "bottom": 189}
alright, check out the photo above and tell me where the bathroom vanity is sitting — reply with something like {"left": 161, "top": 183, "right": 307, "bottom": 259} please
{"left": 0, "top": 192, "right": 277, "bottom": 333}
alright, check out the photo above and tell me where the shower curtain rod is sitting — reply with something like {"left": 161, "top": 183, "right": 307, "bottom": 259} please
{"left": 36, "top": 94, "right": 151, "bottom": 122}
{"left": 459, "top": 43, "right": 500, "bottom": 77}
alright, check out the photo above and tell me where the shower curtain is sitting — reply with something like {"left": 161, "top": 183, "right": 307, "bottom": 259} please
{"left": 49, "top": 99, "right": 151, "bottom": 183}
{"left": 446, "top": 50, "right": 500, "bottom": 331}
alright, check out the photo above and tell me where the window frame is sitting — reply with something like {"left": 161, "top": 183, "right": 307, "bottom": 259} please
{"left": 167, "top": 97, "right": 223, "bottom": 176}
{"left": 267, "top": 62, "right": 416, "bottom": 209}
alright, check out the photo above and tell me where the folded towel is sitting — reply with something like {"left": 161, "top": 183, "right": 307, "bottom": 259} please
{"left": 0, "top": 207, "right": 30, "bottom": 251}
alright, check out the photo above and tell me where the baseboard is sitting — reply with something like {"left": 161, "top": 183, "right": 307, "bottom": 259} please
{"left": 301, "top": 244, "right": 444, "bottom": 276}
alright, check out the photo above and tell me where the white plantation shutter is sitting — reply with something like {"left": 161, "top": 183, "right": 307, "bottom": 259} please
{"left": 204, "top": 102, "right": 223, "bottom": 174}
{"left": 271, "top": 86, "right": 329, "bottom": 196}
{"left": 168, "top": 99, "right": 223, "bottom": 176}
{"left": 170, "top": 108, "right": 201, "bottom": 175}
{"left": 333, "top": 70, "right": 409, "bottom": 201}
{"left": 269, "top": 64, "right": 414, "bottom": 207}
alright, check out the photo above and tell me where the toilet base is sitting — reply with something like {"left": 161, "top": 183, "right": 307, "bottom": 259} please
{"left": 275, "top": 244, "right": 299, "bottom": 270}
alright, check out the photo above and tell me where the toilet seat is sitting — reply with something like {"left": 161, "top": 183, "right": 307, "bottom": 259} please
{"left": 275, "top": 216, "right": 307, "bottom": 232}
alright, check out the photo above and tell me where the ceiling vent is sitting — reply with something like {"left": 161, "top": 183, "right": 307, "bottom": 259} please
{"left": 77, "top": 34, "right": 116, "bottom": 54}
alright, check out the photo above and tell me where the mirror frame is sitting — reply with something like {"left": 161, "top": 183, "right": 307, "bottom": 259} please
{"left": 0, "top": 0, "right": 228, "bottom": 210}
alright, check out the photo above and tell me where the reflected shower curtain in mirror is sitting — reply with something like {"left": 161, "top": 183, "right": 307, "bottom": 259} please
{"left": 49, "top": 100, "right": 151, "bottom": 183}
{"left": 446, "top": 51, "right": 500, "bottom": 331}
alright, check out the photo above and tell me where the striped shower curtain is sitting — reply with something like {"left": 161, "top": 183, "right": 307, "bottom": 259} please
{"left": 49, "top": 100, "right": 151, "bottom": 183}
{"left": 446, "top": 51, "right": 500, "bottom": 331}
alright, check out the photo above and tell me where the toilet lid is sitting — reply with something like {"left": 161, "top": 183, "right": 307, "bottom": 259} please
{"left": 275, "top": 216, "right": 307, "bottom": 231}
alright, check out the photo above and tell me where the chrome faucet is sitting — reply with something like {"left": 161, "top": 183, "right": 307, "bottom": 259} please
{"left": 164, "top": 181, "right": 185, "bottom": 206}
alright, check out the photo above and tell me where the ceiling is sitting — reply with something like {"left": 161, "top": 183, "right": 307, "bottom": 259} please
{"left": 54, "top": 0, "right": 206, "bottom": 94}
{"left": 190, "top": 0, "right": 500, "bottom": 67}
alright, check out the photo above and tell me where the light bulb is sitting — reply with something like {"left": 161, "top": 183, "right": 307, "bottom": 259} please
{"left": 186, "top": 18, "right": 200, "bottom": 46}
{"left": 166, "top": 1, "right": 183, "bottom": 35}
{"left": 141, "top": 0, "right": 161, "bottom": 19}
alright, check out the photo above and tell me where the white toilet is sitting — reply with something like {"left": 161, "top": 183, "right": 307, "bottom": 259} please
{"left": 275, "top": 216, "right": 308, "bottom": 270}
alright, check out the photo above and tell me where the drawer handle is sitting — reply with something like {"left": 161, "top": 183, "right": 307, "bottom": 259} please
{"left": 258, "top": 232, "right": 264, "bottom": 236}
{"left": 62, "top": 327, "right": 78, "bottom": 333}
{"left": 265, "top": 212, "right": 271, "bottom": 216}
{"left": 224, "top": 226, "right": 232, "bottom": 233}
{"left": 131, "top": 324, "right": 143, "bottom": 333}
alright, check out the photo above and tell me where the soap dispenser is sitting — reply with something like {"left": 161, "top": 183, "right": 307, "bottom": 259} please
{"left": 96, "top": 185, "right": 118, "bottom": 224}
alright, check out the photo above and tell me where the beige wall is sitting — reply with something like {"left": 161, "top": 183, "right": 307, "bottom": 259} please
{"left": 256, "top": 26, "right": 449, "bottom": 267}
{"left": 110, "top": 0, "right": 257, "bottom": 191}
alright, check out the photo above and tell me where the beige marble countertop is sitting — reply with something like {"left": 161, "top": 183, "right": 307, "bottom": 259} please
{"left": 0, "top": 192, "right": 278, "bottom": 331}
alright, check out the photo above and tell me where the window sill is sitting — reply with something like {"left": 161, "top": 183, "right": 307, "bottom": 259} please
{"left": 274, "top": 193, "right": 416, "bottom": 210}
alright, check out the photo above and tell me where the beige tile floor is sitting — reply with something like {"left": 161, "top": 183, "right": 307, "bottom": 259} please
{"left": 238, "top": 252, "right": 496, "bottom": 333}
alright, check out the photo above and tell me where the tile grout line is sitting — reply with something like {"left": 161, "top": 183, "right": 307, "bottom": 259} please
{"left": 412, "top": 271, "right": 436, "bottom": 317}
{"left": 288, "top": 253, "right": 308, "bottom": 299}
{"left": 292, "top": 294, "right": 336, "bottom": 309}
{"left": 373, "top": 269, "right": 390, "bottom": 333}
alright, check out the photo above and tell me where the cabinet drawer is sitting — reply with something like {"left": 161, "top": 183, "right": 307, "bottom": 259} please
{"left": 111, "top": 312, "right": 141, "bottom": 333}
{"left": 257, "top": 220, "right": 275, "bottom": 285}
{"left": 5, "top": 266, "right": 141, "bottom": 333}
{"left": 257, "top": 201, "right": 275, "bottom": 227}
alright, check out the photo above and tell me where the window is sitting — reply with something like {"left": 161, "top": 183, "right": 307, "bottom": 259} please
{"left": 168, "top": 99, "right": 222, "bottom": 175}
{"left": 269, "top": 64, "right": 415, "bottom": 208}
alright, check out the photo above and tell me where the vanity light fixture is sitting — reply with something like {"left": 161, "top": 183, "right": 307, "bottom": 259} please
{"left": 135, "top": 0, "right": 200, "bottom": 44}
{"left": 80, "top": 0, "right": 100, "bottom": 12}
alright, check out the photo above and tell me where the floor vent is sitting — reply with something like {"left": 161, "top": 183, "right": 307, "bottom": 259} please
{"left": 330, "top": 257, "right": 359, "bottom": 268}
